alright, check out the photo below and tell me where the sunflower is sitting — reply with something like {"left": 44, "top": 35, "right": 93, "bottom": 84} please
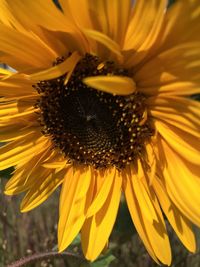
{"left": 0, "top": 0, "right": 200, "bottom": 265}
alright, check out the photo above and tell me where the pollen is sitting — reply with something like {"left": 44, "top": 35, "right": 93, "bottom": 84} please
{"left": 34, "top": 54, "right": 153, "bottom": 169}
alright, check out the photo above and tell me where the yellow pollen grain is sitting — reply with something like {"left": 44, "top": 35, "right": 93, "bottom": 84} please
{"left": 97, "top": 62, "right": 105, "bottom": 70}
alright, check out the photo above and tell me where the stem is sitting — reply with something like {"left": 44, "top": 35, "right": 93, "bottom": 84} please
{"left": 7, "top": 251, "right": 85, "bottom": 267}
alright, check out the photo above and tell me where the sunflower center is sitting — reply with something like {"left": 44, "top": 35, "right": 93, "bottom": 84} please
{"left": 35, "top": 54, "right": 153, "bottom": 169}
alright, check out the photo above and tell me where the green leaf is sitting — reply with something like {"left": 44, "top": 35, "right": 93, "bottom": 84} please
{"left": 71, "top": 234, "right": 81, "bottom": 246}
{"left": 90, "top": 252, "right": 116, "bottom": 267}
{"left": 114, "top": 200, "right": 135, "bottom": 234}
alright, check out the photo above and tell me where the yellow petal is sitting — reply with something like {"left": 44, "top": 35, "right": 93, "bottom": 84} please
{"left": 0, "top": 67, "right": 12, "bottom": 76}
{"left": 0, "top": 124, "right": 35, "bottom": 142}
{"left": 130, "top": 163, "right": 158, "bottom": 222}
{"left": 101, "top": 0, "right": 132, "bottom": 45}
{"left": 156, "top": 121, "right": 200, "bottom": 165}
{"left": 81, "top": 169, "right": 122, "bottom": 261}
{"left": 161, "top": 139, "right": 200, "bottom": 227}
{"left": 0, "top": 0, "right": 26, "bottom": 32}
{"left": 0, "top": 23, "right": 55, "bottom": 68}
{"left": 124, "top": 172, "right": 159, "bottom": 264}
{"left": 124, "top": 164, "right": 171, "bottom": 265}
{"left": 148, "top": 96, "right": 200, "bottom": 127}
{"left": 42, "top": 161, "right": 67, "bottom": 170}
{"left": 83, "top": 29, "right": 123, "bottom": 62}
{"left": 28, "top": 52, "right": 81, "bottom": 81}
{"left": 0, "top": 73, "right": 37, "bottom": 95}
{"left": 145, "top": 143, "right": 157, "bottom": 185}
{"left": 151, "top": 109, "right": 200, "bottom": 138}
{"left": 123, "top": 0, "right": 166, "bottom": 65}
{"left": 153, "top": 177, "right": 196, "bottom": 252}
{"left": 59, "top": 0, "right": 93, "bottom": 30}
{"left": 58, "top": 166, "right": 92, "bottom": 252}
{"left": 140, "top": 81, "right": 200, "bottom": 96}
{"left": 0, "top": 134, "right": 47, "bottom": 170}
{"left": 86, "top": 168, "right": 115, "bottom": 217}
{"left": 159, "top": 0, "right": 200, "bottom": 51}
{"left": 6, "top": 0, "right": 75, "bottom": 33}
{"left": 135, "top": 42, "right": 200, "bottom": 88}
{"left": 83, "top": 75, "right": 136, "bottom": 95}
{"left": 21, "top": 168, "right": 68, "bottom": 212}
{"left": 4, "top": 147, "right": 52, "bottom": 195}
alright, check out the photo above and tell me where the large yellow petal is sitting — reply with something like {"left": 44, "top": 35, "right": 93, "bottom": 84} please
{"left": 81, "top": 169, "right": 122, "bottom": 261}
{"left": 28, "top": 52, "right": 81, "bottom": 81}
{"left": 150, "top": 107, "right": 200, "bottom": 139}
{"left": 83, "top": 29, "right": 123, "bottom": 62}
{"left": 101, "top": 0, "right": 132, "bottom": 46}
{"left": 58, "top": 166, "right": 92, "bottom": 252}
{"left": 148, "top": 96, "right": 200, "bottom": 128}
{"left": 153, "top": 177, "right": 196, "bottom": 252}
{"left": 161, "top": 139, "right": 200, "bottom": 227}
{"left": 0, "top": 74, "right": 37, "bottom": 98}
{"left": 156, "top": 121, "right": 200, "bottom": 165}
{"left": 0, "top": 67, "right": 12, "bottom": 76}
{"left": 0, "top": 133, "right": 47, "bottom": 170}
{"left": 0, "top": 124, "right": 36, "bottom": 142}
{"left": 124, "top": 163, "right": 171, "bottom": 265}
{"left": 4, "top": 146, "right": 52, "bottom": 195}
{"left": 135, "top": 42, "right": 200, "bottom": 88}
{"left": 60, "top": 0, "right": 132, "bottom": 50}
{"left": 131, "top": 162, "right": 158, "bottom": 222}
{"left": 21, "top": 168, "right": 68, "bottom": 212}
{"left": 86, "top": 168, "right": 115, "bottom": 217}
{"left": 0, "top": 98, "right": 35, "bottom": 118}
{"left": 59, "top": 0, "right": 93, "bottom": 30}
{"left": 0, "top": 0, "right": 26, "bottom": 32}
{"left": 123, "top": 0, "right": 167, "bottom": 65}
{"left": 159, "top": 0, "right": 200, "bottom": 51}
{"left": 5, "top": 0, "right": 75, "bottom": 33}
{"left": 140, "top": 81, "right": 200, "bottom": 96}
{"left": 83, "top": 75, "right": 136, "bottom": 95}
{"left": 0, "top": 24, "right": 55, "bottom": 69}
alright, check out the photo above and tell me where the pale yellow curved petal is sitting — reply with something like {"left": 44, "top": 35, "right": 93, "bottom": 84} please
{"left": 83, "top": 75, "right": 136, "bottom": 95}
{"left": 28, "top": 52, "right": 81, "bottom": 81}
{"left": 83, "top": 29, "right": 123, "bottom": 62}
